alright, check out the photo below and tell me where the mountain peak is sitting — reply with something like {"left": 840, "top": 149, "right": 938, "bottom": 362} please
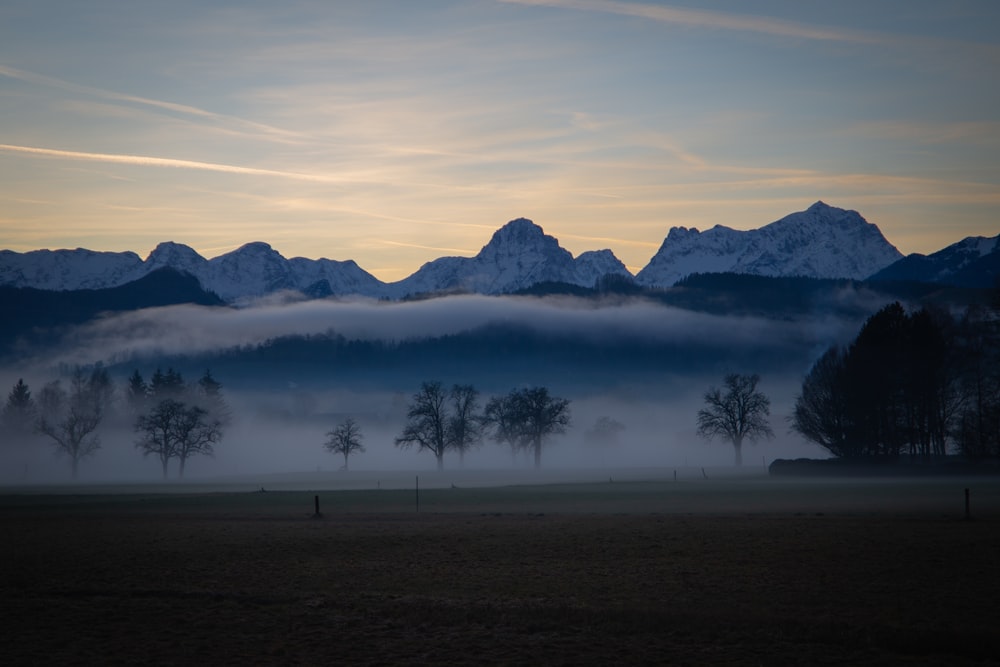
{"left": 479, "top": 218, "right": 565, "bottom": 260}
{"left": 486, "top": 218, "right": 545, "bottom": 244}
{"left": 637, "top": 202, "right": 902, "bottom": 287}
{"left": 146, "top": 241, "right": 204, "bottom": 267}
{"left": 232, "top": 241, "right": 278, "bottom": 255}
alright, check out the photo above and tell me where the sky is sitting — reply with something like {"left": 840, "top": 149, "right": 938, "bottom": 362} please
{"left": 1, "top": 1, "right": 998, "bottom": 281}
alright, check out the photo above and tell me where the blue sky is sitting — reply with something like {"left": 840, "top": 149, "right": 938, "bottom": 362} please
{"left": 1, "top": 0, "right": 997, "bottom": 280}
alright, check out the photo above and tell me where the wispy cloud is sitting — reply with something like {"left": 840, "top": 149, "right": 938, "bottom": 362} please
{"left": 0, "top": 143, "right": 341, "bottom": 183}
{"left": 379, "top": 239, "right": 478, "bottom": 255}
{"left": 499, "top": 0, "right": 881, "bottom": 43}
{"left": 0, "top": 64, "right": 303, "bottom": 144}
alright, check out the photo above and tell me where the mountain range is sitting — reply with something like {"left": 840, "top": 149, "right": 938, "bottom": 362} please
{"left": 1, "top": 202, "right": 996, "bottom": 303}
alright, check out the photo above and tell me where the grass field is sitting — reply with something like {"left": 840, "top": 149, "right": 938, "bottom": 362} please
{"left": 3, "top": 471, "right": 1000, "bottom": 665}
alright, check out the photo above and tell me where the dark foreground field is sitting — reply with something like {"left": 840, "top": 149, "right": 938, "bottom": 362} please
{"left": 3, "top": 476, "right": 1000, "bottom": 665}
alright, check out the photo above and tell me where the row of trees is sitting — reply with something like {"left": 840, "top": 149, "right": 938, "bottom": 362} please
{"left": 130, "top": 368, "right": 230, "bottom": 478}
{"left": 389, "top": 382, "right": 571, "bottom": 470}
{"left": 1, "top": 367, "right": 229, "bottom": 479}
{"left": 2, "top": 368, "right": 112, "bottom": 479}
{"left": 792, "top": 300, "right": 1000, "bottom": 460}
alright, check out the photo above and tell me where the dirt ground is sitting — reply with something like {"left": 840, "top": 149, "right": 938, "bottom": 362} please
{"left": 3, "top": 482, "right": 1000, "bottom": 665}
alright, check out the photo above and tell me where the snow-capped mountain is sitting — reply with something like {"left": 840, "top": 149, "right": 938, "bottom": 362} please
{"left": 635, "top": 201, "right": 903, "bottom": 287}
{"left": 868, "top": 233, "right": 1000, "bottom": 288}
{"left": 384, "top": 218, "right": 630, "bottom": 297}
{"left": 0, "top": 247, "right": 144, "bottom": 291}
{"left": 0, "top": 242, "right": 384, "bottom": 302}
{"left": 6, "top": 203, "right": 984, "bottom": 302}
{"left": 0, "top": 219, "right": 627, "bottom": 302}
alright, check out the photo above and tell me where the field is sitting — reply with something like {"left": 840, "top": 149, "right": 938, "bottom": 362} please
{"left": 3, "top": 471, "right": 1000, "bottom": 665}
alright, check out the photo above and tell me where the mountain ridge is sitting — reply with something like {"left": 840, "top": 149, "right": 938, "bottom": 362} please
{"left": 2, "top": 202, "right": 992, "bottom": 302}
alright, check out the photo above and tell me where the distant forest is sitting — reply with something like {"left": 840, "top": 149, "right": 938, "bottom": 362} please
{"left": 181, "top": 322, "right": 798, "bottom": 392}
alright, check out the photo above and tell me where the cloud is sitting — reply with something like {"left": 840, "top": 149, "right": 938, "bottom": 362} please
{"left": 0, "top": 64, "right": 303, "bottom": 144}
{"left": 499, "top": 0, "right": 881, "bottom": 43}
{"left": 37, "top": 294, "right": 860, "bottom": 371}
{"left": 0, "top": 143, "right": 341, "bottom": 183}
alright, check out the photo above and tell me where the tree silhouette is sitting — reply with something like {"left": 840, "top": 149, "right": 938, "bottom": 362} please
{"left": 134, "top": 398, "right": 182, "bottom": 479}
{"left": 697, "top": 373, "right": 773, "bottom": 466}
{"left": 792, "top": 303, "right": 967, "bottom": 460}
{"left": 584, "top": 416, "right": 625, "bottom": 448}
{"left": 173, "top": 404, "right": 222, "bottom": 479}
{"left": 150, "top": 367, "right": 185, "bottom": 399}
{"left": 791, "top": 347, "right": 855, "bottom": 458}
{"left": 135, "top": 398, "right": 222, "bottom": 479}
{"left": 447, "top": 384, "right": 483, "bottom": 467}
{"left": 2, "top": 378, "right": 36, "bottom": 437}
{"left": 126, "top": 370, "right": 149, "bottom": 416}
{"left": 395, "top": 381, "right": 450, "bottom": 470}
{"left": 196, "top": 369, "right": 231, "bottom": 426}
{"left": 483, "top": 392, "right": 522, "bottom": 464}
{"left": 35, "top": 370, "right": 103, "bottom": 479}
{"left": 483, "top": 387, "right": 570, "bottom": 469}
{"left": 324, "top": 417, "right": 365, "bottom": 470}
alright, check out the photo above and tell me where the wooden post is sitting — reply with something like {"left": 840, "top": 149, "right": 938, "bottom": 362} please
{"left": 313, "top": 494, "right": 321, "bottom": 518}
{"left": 965, "top": 488, "right": 970, "bottom": 520}
{"left": 416, "top": 476, "right": 419, "bottom": 513}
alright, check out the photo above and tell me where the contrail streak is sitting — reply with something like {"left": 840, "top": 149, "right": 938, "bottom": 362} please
{"left": 500, "top": 0, "right": 881, "bottom": 43}
{"left": 0, "top": 64, "right": 303, "bottom": 142}
{"left": 0, "top": 143, "right": 337, "bottom": 182}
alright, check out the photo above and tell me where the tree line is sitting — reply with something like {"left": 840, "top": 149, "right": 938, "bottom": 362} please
{"left": 326, "top": 382, "right": 571, "bottom": 471}
{"left": 1, "top": 367, "right": 230, "bottom": 479}
{"left": 792, "top": 299, "right": 1000, "bottom": 460}
{"left": 5, "top": 294, "right": 996, "bottom": 477}
{"left": 693, "top": 298, "right": 1000, "bottom": 465}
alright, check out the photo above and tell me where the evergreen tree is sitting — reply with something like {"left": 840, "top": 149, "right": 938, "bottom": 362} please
{"left": 126, "top": 370, "right": 149, "bottom": 415}
{"left": 150, "top": 368, "right": 185, "bottom": 399}
{"left": 2, "top": 378, "right": 36, "bottom": 437}
{"left": 196, "top": 369, "right": 231, "bottom": 426}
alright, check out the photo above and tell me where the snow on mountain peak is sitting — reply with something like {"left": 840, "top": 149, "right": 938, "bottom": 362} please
{"left": 145, "top": 242, "right": 205, "bottom": 271}
{"left": 0, "top": 247, "right": 144, "bottom": 290}
{"left": 636, "top": 202, "right": 903, "bottom": 287}
{"left": 0, "top": 204, "right": 931, "bottom": 299}
{"left": 386, "top": 218, "right": 630, "bottom": 297}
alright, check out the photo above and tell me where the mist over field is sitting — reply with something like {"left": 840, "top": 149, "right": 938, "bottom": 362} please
{"left": 1, "top": 294, "right": 861, "bottom": 483}
{"left": 14, "top": 292, "right": 866, "bottom": 369}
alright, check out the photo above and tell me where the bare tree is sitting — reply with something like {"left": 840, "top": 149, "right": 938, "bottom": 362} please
{"left": 135, "top": 399, "right": 221, "bottom": 479}
{"left": 482, "top": 392, "right": 523, "bottom": 464}
{"left": 512, "top": 387, "right": 571, "bottom": 469}
{"left": 174, "top": 404, "right": 222, "bottom": 479}
{"left": 584, "top": 416, "right": 625, "bottom": 448}
{"left": 135, "top": 398, "right": 183, "bottom": 479}
{"left": 395, "top": 381, "right": 449, "bottom": 470}
{"left": 447, "top": 384, "right": 483, "bottom": 467}
{"left": 483, "top": 387, "right": 570, "bottom": 469}
{"left": 35, "top": 370, "right": 103, "bottom": 479}
{"left": 324, "top": 417, "right": 365, "bottom": 470}
{"left": 697, "top": 373, "right": 773, "bottom": 466}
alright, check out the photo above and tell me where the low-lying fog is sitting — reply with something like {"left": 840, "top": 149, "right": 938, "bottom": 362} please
{"left": 1, "top": 293, "right": 850, "bottom": 484}
{"left": 0, "top": 384, "right": 828, "bottom": 485}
